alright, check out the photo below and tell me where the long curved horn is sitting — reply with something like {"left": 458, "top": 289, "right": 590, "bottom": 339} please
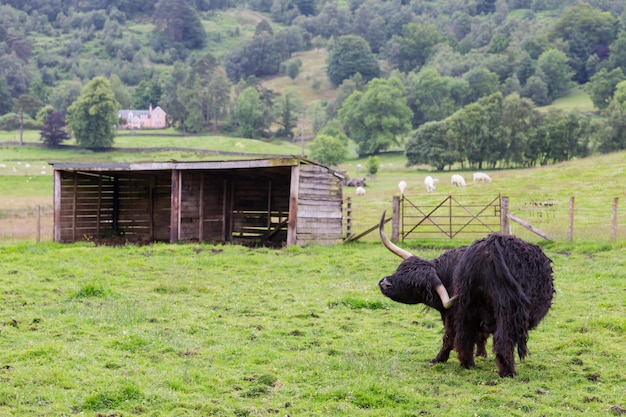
{"left": 379, "top": 210, "right": 414, "bottom": 260}
{"left": 435, "top": 285, "right": 455, "bottom": 309}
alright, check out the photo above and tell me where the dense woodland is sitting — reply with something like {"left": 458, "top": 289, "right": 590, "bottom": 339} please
{"left": 2, "top": 0, "right": 626, "bottom": 169}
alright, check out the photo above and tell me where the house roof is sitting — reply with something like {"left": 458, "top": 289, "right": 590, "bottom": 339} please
{"left": 49, "top": 157, "right": 345, "bottom": 178}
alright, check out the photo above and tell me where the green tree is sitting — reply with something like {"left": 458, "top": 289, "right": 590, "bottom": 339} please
{"left": 207, "top": 66, "right": 231, "bottom": 133}
{"left": 194, "top": 53, "right": 219, "bottom": 126}
{"left": 0, "top": 78, "right": 12, "bottom": 115}
{"left": 109, "top": 74, "right": 132, "bottom": 109}
{"left": 584, "top": 68, "right": 625, "bottom": 110}
{"left": 67, "top": 77, "right": 119, "bottom": 149}
{"left": 29, "top": 78, "right": 50, "bottom": 104}
{"left": 365, "top": 155, "right": 380, "bottom": 175}
{"left": 410, "top": 67, "right": 459, "bottom": 126}
{"left": 160, "top": 63, "right": 189, "bottom": 129}
{"left": 275, "top": 90, "right": 301, "bottom": 138}
{"left": 522, "top": 74, "right": 550, "bottom": 106}
{"left": 463, "top": 67, "right": 500, "bottom": 103}
{"left": 397, "top": 23, "right": 442, "bottom": 72}
{"left": 608, "top": 30, "right": 626, "bottom": 75}
{"left": 318, "top": 119, "right": 349, "bottom": 144}
{"left": 536, "top": 110, "right": 590, "bottom": 164}
{"left": 224, "top": 25, "right": 291, "bottom": 81}
{"left": 327, "top": 35, "right": 380, "bottom": 86}
{"left": 13, "top": 94, "right": 43, "bottom": 145}
{"left": 516, "top": 52, "right": 536, "bottom": 85}
{"left": 536, "top": 49, "right": 574, "bottom": 100}
{"left": 447, "top": 93, "right": 505, "bottom": 169}
{"left": 325, "top": 76, "right": 362, "bottom": 120}
{"left": 599, "top": 81, "right": 626, "bottom": 153}
{"left": 181, "top": 77, "right": 204, "bottom": 133}
{"left": 338, "top": 77, "right": 413, "bottom": 156}
{"left": 550, "top": 3, "right": 616, "bottom": 46}
{"left": 132, "top": 79, "right": 163, "bottom": 109}
{"left": 405, "top": 120, "right": 458, "bottom": 171}
{"left": 285, "top": 60, "right": 301, "bottom": 82}
{"left": 50, "top": 80, "right": 83, "bottom": 114}
{"left": 309, "top": 133, "right": 347, "bottom": 166}
{"left": 501, "top": 93, "right": 539, "bottom": 167}
{"left": 36, "top": 105, "right": 55, "bottom": 126}
{"left": 235, "top": 87, "right": 266, "bottom": 138}
{"left": 153, "top": 0, "right": 206, "bottom": 50}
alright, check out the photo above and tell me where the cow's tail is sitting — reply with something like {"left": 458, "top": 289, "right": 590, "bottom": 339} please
{"left": 491, "top": 236, "right": 531, "bottom": 359}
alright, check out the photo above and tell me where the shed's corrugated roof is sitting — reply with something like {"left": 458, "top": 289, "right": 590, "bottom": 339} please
{"left": 49, "top": 157, "right": 345, "bottom": 178}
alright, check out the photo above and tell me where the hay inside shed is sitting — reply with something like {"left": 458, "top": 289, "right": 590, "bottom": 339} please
{"left": 50, "top": 157, "right": 345, "bottom": 246}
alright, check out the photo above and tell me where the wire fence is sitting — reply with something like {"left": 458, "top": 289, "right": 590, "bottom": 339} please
{"left": 0, "top": 206, "right": 53, "bottom": 242}
{"left": 508, "top": 195, "right": 626, "bottom": 243}
{"left": 3, "top": 196, "right": 626, "bottom": 244}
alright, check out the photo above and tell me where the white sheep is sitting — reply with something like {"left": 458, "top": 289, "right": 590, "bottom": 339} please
{"left": 451, "top": 174, "right": 466, "bottom": 187}
{"left": 355, "top": 186, "right": 366, "bottom": 196}
{"left": 473, "top": 172, "right": 492, "bottom": 183}
{"left": 398, "top": 180, "right": 407, "bottom": 194}
{"left": 424, "top": 176, "right": 438, "bottom": 192}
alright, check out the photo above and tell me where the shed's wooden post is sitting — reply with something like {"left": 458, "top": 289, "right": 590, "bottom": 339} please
{"left": 500, "top": 196, "right": 510, "bottom": 235}
{"left": 344, "top": 197, "right": 352, "bottom": 238}
{"left": 53, "top": 169, "right": 61, "bottom": 242}
{"left": 569, "top": 196, "right": 575, "bottom": 243}
{"left": 72, "top": 172, "right": 78, "bottom": 241}
{"left": 392, "top": 195, "right": 400, "bottom": 242}
{"left": 170, "top": 169, "right": 180, "bottom": 243}
{"left": 199, "top": 174, "right": 204, "bottom": 241}
{"left": 287, "top": 165, "right": 300, "bottom": 246}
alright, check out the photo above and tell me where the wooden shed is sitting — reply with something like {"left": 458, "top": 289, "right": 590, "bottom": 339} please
{"left": 50, "top": 157, "right": 345, "bottom": 246}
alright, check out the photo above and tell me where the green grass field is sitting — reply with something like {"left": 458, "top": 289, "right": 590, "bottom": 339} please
{"left": 539, "top": 87, "right": 596, "bottom": 113}
{"left": 0, "top": 240, "right": 624, "bottom": 416}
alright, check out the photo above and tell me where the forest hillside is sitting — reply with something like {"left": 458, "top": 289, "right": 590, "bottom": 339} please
{"left": 2, "top": 0, "right": 626, "bottom": 169}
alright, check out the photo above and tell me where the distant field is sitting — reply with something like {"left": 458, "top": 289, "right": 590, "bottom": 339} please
{"left": 539, "top": 87, "right": 596, "bottom": 113}
{"left": 2, "top": 132, "right": 626, "bottom": 244}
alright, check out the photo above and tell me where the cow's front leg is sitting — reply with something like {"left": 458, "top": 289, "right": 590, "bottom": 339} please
{"left": 431, "top": 332, "right": 453, "bottom": 363}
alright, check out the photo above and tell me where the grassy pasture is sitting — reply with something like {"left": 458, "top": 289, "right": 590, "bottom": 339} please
{"left": 539, "top": 87, "right": 596, "bottom": 113}
{"left": 0, "top": 240, "right": 624, "bottom": 416}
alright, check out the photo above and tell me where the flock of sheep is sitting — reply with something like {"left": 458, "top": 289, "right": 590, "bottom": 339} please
{"left": 413, "top": 172, "right": 492, "bottom": 194}
{"left": 350, "top": 172, "right": 492, "bottom": 196}
{"left": 0, "top": 162, "right": 48, "bottom": 175}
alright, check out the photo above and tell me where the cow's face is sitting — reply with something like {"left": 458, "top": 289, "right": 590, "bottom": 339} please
{"left": 378, "top": 258, "right": 442, "bottom": 306}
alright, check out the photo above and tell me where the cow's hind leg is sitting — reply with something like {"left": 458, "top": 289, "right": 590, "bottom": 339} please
{"left": 493, "top": 326, "right": 516, "bottom": 377}
{"left": 475, "top": 331, "right": 489, "bottom": 358}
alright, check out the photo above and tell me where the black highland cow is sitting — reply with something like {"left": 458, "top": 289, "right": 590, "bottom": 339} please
{"left": 378, "top": 211, "right": 554, "bottom": 377}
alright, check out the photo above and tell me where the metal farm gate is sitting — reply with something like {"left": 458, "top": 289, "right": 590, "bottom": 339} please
{"left": 400, "top": 194, "right": 502, "bottom": 240}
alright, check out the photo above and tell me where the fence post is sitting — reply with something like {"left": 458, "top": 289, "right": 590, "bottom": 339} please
{"left": 500, "top": 196, "right": 510, "bottom": 235}
{"left": 568, "top": 197, "right": 575, "bottom": 243}
{"left": 612, "top": 197, "right": 618, "bottom": 242}
{"left": 36, "top": 205, "right": 41, "bottom": 243}
{"left": 345, "top": 197, "right": 352, "bottom": 238}
{"left": 392, "top": 195, "right": 400, "bottom": 242}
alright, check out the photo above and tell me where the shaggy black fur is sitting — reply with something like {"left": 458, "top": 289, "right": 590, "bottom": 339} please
{"left": 379, "top": 233, "right": 554, "bottom": 377}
